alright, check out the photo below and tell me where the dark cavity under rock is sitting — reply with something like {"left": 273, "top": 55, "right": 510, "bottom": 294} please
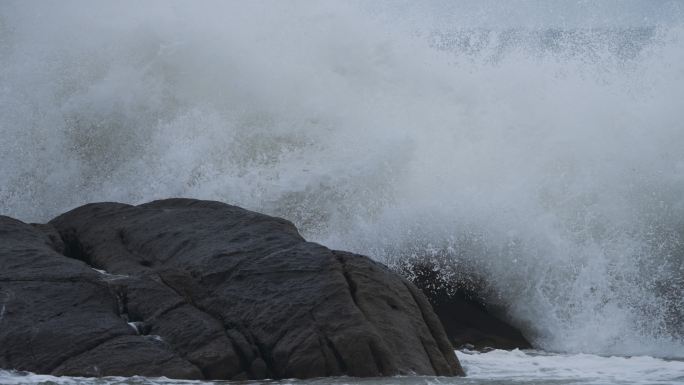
{"left": 404, "top": 261, "right": 532, "bottom": 351}
{"left": 0, "top": 199, "right": 463, "bottom": 380}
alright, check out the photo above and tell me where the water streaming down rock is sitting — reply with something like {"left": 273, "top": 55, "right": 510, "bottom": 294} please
{"left": 0, "top": 0, "right": 683, "bottom": 360}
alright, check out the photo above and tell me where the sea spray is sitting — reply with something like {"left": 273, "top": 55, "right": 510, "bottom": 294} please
{"left": 1, "top": 0, "right": 682, "bottom": 358}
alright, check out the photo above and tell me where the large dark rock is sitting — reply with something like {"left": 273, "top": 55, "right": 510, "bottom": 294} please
{"left": 0, "top": 199, "right": 463, "bottom": 380}
{"left": 0, "top": 216, "right": 202, "bottom": 379}
{"left": 406, "top": 262, "right": 532, "bottom": 351}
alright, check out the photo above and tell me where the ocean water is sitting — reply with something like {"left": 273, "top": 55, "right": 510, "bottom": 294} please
{"left": 1, "top": 1, "right": 684, "bottom": 383}
{"left": 1, "top": 350, "right": 683, "bottom": 385}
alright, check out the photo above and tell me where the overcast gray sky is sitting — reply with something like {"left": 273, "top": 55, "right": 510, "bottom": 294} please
{"left": 371, "top": 0, "right": 684, "bottom": 29}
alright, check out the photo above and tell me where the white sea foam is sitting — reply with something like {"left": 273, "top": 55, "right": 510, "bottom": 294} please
{"left": 0, "top": 350, "right": 682, "bottom": 384}
{"left": 1, "top": 1, "right": 682, "bottom": 358}
{"left": 457, "top": 349, "right": 684, "bottom": 385}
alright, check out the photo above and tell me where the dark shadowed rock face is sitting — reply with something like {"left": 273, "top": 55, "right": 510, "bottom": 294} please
{"left": 0, "top": 216, "right": 202, "bottom": 379}
{"left": 406, "top": 262, "right": 532, "bottom": 351}
{"left": 0, "top": 199, "right": 463, "bottom": 380}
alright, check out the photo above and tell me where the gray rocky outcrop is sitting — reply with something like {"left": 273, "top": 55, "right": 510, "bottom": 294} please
{"left": 0, "top": 199, "right": 463, "bottom": 380}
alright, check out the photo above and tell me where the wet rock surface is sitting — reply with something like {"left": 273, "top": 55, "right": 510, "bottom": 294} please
{"left": 0, "top": 199, "right": 463, "bottom": 380}
{"left": 406, "top": 262, "right": 532, "bottom": 351}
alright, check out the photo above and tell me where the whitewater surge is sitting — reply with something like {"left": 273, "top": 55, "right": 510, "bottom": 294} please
{"left": 1, "top": 350, "right": 683, "bottom": 385}
{"left": 1, "top": 1, "right": 683, "bottom": 359}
